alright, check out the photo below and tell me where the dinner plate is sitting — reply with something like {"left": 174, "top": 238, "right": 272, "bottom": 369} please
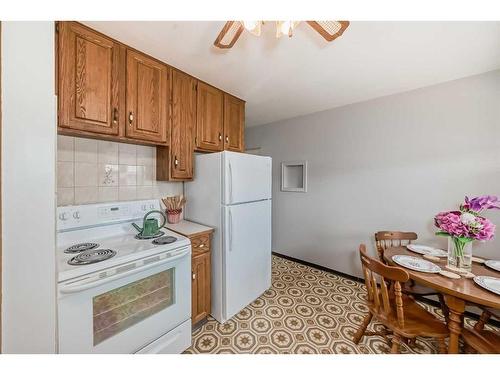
{"left": 474, "top": 276, "right": 500, "bottom": 296}
{"left": 406, "top": 244, "right": 447, "bottom": 258}
{"left": 484, "top": 260, "right": 500, "bottom": 272}
{"left": 392, "top": 255, "right": 442, "bottom": 273}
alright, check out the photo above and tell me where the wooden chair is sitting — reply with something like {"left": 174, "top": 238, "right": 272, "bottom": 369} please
{"left": 353, "top": 244, "right": 449, "bottom": 353}
{"left": 462, "top": 308, "right": 500, "bottom": 354}
{"left": 375, "top": 231, "right": 418, "bottom": 262}
{"left": 375, "top": 231, "right": 449, "bottom": 320}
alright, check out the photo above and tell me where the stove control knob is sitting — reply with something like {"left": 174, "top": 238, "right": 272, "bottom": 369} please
{"left": 73, "top": 211, "right": 81, "bottom": 220}
{"left": 58, "top": 212, "right": 68, "bottom": 221}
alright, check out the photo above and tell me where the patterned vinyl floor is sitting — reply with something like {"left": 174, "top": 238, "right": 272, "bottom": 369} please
{"left": 184, "top": 255, "right": 495, "bottom": 354}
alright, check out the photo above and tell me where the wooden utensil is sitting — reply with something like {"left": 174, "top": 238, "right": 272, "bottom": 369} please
{"left": 162, "top": 195, "right": 186, "bottom": 211}
{"left": 439, "top": 270, "right": 461, "bottom": 279}
{"left": 472, "top": 257, "right": 486, "bottom": 264}
{"left": 423, "top": 255, "right": 441, "bottom": 262}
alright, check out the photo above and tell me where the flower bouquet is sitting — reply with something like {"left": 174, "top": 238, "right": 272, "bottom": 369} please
{"left": 434, "top": 195, "right": 498, "bottom": 271}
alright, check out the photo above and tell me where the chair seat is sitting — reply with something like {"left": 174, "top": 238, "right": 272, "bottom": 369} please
{"left": 373, "top": 294, "right": 449, "bottom": 338}
{"left": 403, "top": 283, "right": 439, "bottom": 296}
{"left": 462, "top": 328, "right": 500, "bottom": 354}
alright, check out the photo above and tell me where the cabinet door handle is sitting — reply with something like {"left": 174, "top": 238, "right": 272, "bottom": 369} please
{"left": 219, "top": 133, "right": 222, "bottom": 141}
{"left": 192, "top": 273, "right": 196, "bottom": 280}
{"left": 113, "top": 108, "right": 118, "bottom": 124}
{"left": 225, "top": 135, "right": 229, "bottom": 143}
{"left": 174, "top": 156, "right": 179, "bottom": 167}
{"left": 128, "top": 111, "right": 134, "bottom": 126}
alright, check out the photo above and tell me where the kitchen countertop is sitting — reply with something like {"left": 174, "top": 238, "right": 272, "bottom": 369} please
{"left": 165, "top": 220, "right": 214, "bottom": 237}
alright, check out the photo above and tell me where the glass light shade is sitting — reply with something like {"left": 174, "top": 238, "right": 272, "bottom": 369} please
{"left": 276, "top": 21, "right": 300, "bottom": 38}
{"left": 243, "top": 21, "right": 262, "bottom": 36}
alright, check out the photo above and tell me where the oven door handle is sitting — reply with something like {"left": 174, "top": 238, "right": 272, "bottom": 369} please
{"left": 59, "top": 248, "right": 190, "bottom": 294}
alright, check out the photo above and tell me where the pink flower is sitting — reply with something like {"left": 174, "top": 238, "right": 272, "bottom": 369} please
{"left": 463, "top": 195, "right": 500, "bottom": 213}
{"left": 434, "top": 211, "right": 469, "bottom": 237}
{"left": 474, "top": 217, "right": 496, "bottom": 241}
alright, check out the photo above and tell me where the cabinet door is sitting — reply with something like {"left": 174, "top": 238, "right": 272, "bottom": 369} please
{"left": 58, "top": 22, "right": 120, "bottom": 135}
{"left": 196, "top": 82, "right": 224, "bottom": 152}
{"left": 126, "top": 49, "right": 169, "bottom": 144}
{"left": 192, "top": 252, "right": 211, "bottom": 325}
{"left": 170, "top": 70, "right": 196, "bottom": 180}
{"left": 223, "top": 94, "right": 245, "bottom": 152}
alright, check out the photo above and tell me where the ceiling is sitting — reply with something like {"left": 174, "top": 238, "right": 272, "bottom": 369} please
{"left": 84, "top": 21, "right": 500, "bottom": 127}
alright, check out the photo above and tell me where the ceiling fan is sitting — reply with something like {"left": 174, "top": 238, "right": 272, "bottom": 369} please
{"left": 214, "top": 21, "right": 350, "bottom": 49}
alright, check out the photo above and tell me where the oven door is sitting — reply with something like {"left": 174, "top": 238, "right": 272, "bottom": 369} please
{"left": 58, "top": 246, "right": 191, "bottom": 353}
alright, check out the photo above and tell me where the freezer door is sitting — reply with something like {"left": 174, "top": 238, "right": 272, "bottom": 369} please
{"left": 223, "top": 199, "right": 271, "bottom": 320}
{"left": 223, "top": 152, "right": 272, "bottom": 205}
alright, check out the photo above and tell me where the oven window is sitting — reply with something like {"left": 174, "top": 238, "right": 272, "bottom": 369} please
{"left": 93, "top": 269, "right": 175, "bottom": 346}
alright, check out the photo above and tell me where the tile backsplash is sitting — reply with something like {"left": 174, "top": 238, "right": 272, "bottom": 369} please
{"left": 57, "top": 136, "right": 183, "bottom": 206}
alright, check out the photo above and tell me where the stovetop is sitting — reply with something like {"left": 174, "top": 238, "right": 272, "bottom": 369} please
{"left": 57, "top": 223, "right": 189, "bottom": 282}
{"left": 56, "top": 200, "right": 190, "bottom": 283}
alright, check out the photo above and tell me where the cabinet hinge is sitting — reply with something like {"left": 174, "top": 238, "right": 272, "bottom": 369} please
{"left": 55, "top": 22, "right": 59, "bottom": 33}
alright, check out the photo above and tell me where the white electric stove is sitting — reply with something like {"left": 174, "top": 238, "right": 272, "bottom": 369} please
{"left": 56, "top": 199, "right": 192, "bottom": 354}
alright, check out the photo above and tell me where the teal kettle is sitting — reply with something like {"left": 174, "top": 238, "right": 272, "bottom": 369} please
{"left": 132, "top": 210, "right": 167, "bottom": 238}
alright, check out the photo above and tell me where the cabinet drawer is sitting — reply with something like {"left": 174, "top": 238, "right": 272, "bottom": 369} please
{"left": 190, "top": 234, "right": 210, "bottom": 255}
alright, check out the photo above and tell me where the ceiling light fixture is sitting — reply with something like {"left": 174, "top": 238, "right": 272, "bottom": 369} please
{"left": 276, "top": 21, "right": 301, "bottom": 38}
{"left": 242, "top": 21, "right": 262, "bottom": 36}
{"left": 214, "top": 21, "right": 350, "bottom": 49}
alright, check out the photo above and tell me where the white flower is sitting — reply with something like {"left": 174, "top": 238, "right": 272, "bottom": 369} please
{"left": 460, "top": 212, "right": 477, "bottom": 225}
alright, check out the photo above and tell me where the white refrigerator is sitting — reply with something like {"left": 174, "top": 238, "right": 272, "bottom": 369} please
{"left": 185, "top": 151, "right": 272, "bottom": 323}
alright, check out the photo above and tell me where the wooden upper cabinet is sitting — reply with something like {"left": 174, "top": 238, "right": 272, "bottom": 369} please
{"left": 170, "top": 70, "right": 196, "bottom": 180}
{"left": 223, "top": 94, "right": 245, "bottom": 152}
{"left": 58, "top": 22, "right": 121, "bottom": 135}
{"left": 126, "top": 49, "right": 169, "bottom": 144}
{"left": 196, "top": 82, "right": 224, "bottom": 152}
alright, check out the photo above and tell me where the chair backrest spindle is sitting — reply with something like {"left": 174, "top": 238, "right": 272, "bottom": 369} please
{"left": 359, "top": 244, "right": 410, "bottom": 329}
{"left": 375, "top": 231, "right": 418, "bottom": 263}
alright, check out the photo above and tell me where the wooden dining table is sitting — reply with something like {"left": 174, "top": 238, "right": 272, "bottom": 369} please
{"left": 384, "top": 246, "right": 500, "bottom": 354}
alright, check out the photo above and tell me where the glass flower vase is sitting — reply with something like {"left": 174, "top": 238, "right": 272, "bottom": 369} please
{"left": 447, "top": 237, "right": 473, "bottom": 271}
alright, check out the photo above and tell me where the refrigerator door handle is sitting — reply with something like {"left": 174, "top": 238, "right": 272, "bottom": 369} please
{"left": 228, "top": 208, "right": 233, "bottom": 252}
{"left": 228, "top": 161, "right": 233, "bottom": 204}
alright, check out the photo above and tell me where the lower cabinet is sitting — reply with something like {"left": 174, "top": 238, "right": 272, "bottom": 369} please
{"left": 166, "top": 222, "right": 213, "bottom": 326}
{"left": 191, "top": 251, "right": 211, "bottom": 325}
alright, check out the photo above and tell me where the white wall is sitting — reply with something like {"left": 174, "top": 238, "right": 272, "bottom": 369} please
{"left": 1, "top": 22, "right": 57, "bottom": 353}
{"left": 246, "top": 70, "right": 500, "bottom": 278}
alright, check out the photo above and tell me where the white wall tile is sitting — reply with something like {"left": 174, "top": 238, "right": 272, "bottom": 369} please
{"left": 57, "top": 187, "right": 74, "bottom": 206}
{"left": 74, "top": 187, "right": 98, "bottom": 204}
{"left": 137, "top": 165, "right": 153, "bottom": 186}
{"left": 98, "top": 140, "right": 119, "bottom": 164}
{"left": 57, "top": 161, "right": 74, "bottom": 188}
{"left": 154, "top": 182, "right": 183, "bottom": 197}
{"left": 58, "top": 137, "right": 183, "bottom": 206}
{"left": 119, "top": 186, "right": 137, "bottom": 201}
{"left": 74, "top": 162, "right": 98, "bottom": 187}
{"left": 119, "top": 165, "right": 137, "bottom": 186}
{"left": 74, "top": 138, "right": 98, "bottom": 163}
{"left": 119, "top": 143, "right": 136, "bottom": 165}
{"left": 137, "top": 186, "right": 153, "bottom": 200}
{"left": 98, "top": 187, "right": 119, "bottom": 202}
{"left": 137, "top": 145, "right": 154, "bottom": 166}
{"left": 57, "top": 135, "right": 74, "bottom": 162}
{"left": 98, "top": 164, "right": 118, "bottom": 187}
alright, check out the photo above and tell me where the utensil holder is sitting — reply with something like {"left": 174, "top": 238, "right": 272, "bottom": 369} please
{"left": 166, "top": 209, "right": 182, "bottom": 224}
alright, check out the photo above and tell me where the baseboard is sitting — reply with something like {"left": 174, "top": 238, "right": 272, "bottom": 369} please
{"left": 272, "top": 251, "right": 500, "bottom": 329}
{"left": 272, "top": 251, "right": 364, "bottom": 283}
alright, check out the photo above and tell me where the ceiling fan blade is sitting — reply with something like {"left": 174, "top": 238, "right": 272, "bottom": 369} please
{"left": 306, "top": 21, "right": 350, "bottom": 42}
{"left": 214, "top": 21, "right": 244, "bottom": 49}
